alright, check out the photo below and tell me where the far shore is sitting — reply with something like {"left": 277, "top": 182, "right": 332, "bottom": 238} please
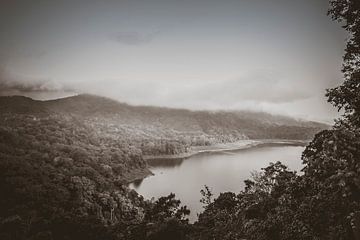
{"left": 143, "top": 139, "right": 309, "bottom": 161}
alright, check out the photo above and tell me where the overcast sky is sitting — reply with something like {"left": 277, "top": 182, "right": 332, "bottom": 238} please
{"left": 0, "top": 0, "right": 347, "bottom": 122}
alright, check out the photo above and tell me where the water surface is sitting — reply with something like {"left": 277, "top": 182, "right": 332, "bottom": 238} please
{"left": 130, "top": 145, "right": 304, "bottom": 221}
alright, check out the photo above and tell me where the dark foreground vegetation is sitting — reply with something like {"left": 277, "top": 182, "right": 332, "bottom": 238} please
{"left": 1, "top": 0, "right": 360, "bottom": 239}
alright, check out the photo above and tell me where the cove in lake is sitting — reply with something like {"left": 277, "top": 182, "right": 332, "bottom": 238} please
{"left": 129, "top": 144, "right": 305, "bottom": 222}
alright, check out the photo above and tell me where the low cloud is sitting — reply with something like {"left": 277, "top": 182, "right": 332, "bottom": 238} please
{"left": 75, "top": 69, "right": 313, "bottom": 113}
{"left": 0, "top": 70, "right": 75, "bottom": 98}
{"left": 198, "top": 70, "right": 312, "bottom": 104}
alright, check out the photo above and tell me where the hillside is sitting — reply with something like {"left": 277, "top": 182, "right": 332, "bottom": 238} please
{"left": 0, "top": 93, "right": 329, "bottom": 239}
{"left": 0, "top": 94, "right": 328, "bottom": 157}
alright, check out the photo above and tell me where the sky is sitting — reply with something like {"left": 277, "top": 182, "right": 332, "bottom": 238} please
{"left": 0, "top": 0, "right": 347, "bottom": 122}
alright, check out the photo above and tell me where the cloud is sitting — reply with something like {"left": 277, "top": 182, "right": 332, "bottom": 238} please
{"left": 0, "top": 77, "right": 65, "bottom": 93}
{"left": 73, "top": 69, "right": 312, "bottom": 114}
{"left": 201, "top": 71, "right": 312, "bottom": 104}
{"left": 0, "top": 69, "right": 75, "bottom": 97}
{"left": 111, "top": 31, "right": 160, "bottom": 45}
{"left": 152, "top": 69, "right": 313, "bottom": 107}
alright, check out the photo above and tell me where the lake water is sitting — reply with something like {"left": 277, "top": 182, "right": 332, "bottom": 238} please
{"left": 129, "top": 144, "right": 305, "bottom": 222}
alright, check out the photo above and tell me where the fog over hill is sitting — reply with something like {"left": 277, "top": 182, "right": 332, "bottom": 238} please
{"left": 0, "top": 94, "right": 328, "bottom": 146}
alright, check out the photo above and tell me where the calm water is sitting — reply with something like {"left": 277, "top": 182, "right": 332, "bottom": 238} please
{"left": 129, "top": 145, "right": 305, "bottom": 221}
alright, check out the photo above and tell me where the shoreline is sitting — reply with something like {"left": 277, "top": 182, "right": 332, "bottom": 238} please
{"left": 124, "top": 168, "right": 154, "bottom": 183}
{"left": 127, "top": 139, "right": 309, "bottom": 184}
{"left": 143, "top": 139, "right": 309, "bottom": 161}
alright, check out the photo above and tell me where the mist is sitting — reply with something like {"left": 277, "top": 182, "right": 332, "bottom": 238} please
{"left": 0, "top": 0, "right": 347, "bottom": 121}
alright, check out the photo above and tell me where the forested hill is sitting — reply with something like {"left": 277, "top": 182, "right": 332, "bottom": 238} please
{"left": 0, "top": 94, "right": 327, "bottom": 145}
{"left": 0, "top": 94, "right": 327, "bottom": 239}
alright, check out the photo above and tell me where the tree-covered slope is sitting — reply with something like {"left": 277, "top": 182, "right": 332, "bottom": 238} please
{"left": 0, "top": 93, "right": 328, "bottom": 239}
{"left": 0, "top": 94, "right": 327, "bottom": 157}
{"left": 0, "top": 113, "right": 152, "bottom": 239}
{"left": 45, "top": 94, "right": 327, "bottom": 139}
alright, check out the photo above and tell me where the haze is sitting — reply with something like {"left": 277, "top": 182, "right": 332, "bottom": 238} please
{"left": 0, "top": 0, "right": 347, "bottom": 122}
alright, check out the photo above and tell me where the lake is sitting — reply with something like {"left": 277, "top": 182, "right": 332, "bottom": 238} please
{"left": 129, "top": 144, "right": 305, "bottom": 222}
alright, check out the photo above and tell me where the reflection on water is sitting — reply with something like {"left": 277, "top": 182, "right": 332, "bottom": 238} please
{"left": 131, "top": 178, "right": 144, "bottom": 188}
{"left": 147, "top": 157, "right": 185, "bottom": 168}
{"left": 130, "top": 145, "right": 305, "bottom": 222}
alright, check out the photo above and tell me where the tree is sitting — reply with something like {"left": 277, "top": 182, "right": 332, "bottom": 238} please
{"left": 301, "top": 0, "right": 360, "bottom": 238}
{"left": 200, "top": 185, "right": 213, "bottom": 209}
{"left": 327, "top": 0, "right": 360, "bottom": 124}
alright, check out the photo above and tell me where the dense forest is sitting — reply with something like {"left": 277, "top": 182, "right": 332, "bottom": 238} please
{"left": 0, "top": 0, "right": 359, "bottom": 239}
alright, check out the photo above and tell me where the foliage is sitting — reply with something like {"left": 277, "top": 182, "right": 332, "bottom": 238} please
{"left": 327, "top": 0, "right": 360, "bottom": 124}
{"left": 0, "top": 113, "right": 150, "bottom": 239}
{"left": 191, "top": 1, "right": 360, "bottom": 239}
{"left": 200, "top": 185, "right": 213, "bottom": 208}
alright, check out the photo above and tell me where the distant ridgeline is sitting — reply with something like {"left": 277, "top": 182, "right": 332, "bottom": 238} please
{"left": 0, "top": 94, "right": 327, "bottom": 157}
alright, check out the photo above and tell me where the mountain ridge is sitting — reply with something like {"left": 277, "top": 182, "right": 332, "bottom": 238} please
{"left": 0, "top": 94, "right": 328, "bottom": 146}
{"left": 0, "top": 94, "right": 328, "bottom": 127}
